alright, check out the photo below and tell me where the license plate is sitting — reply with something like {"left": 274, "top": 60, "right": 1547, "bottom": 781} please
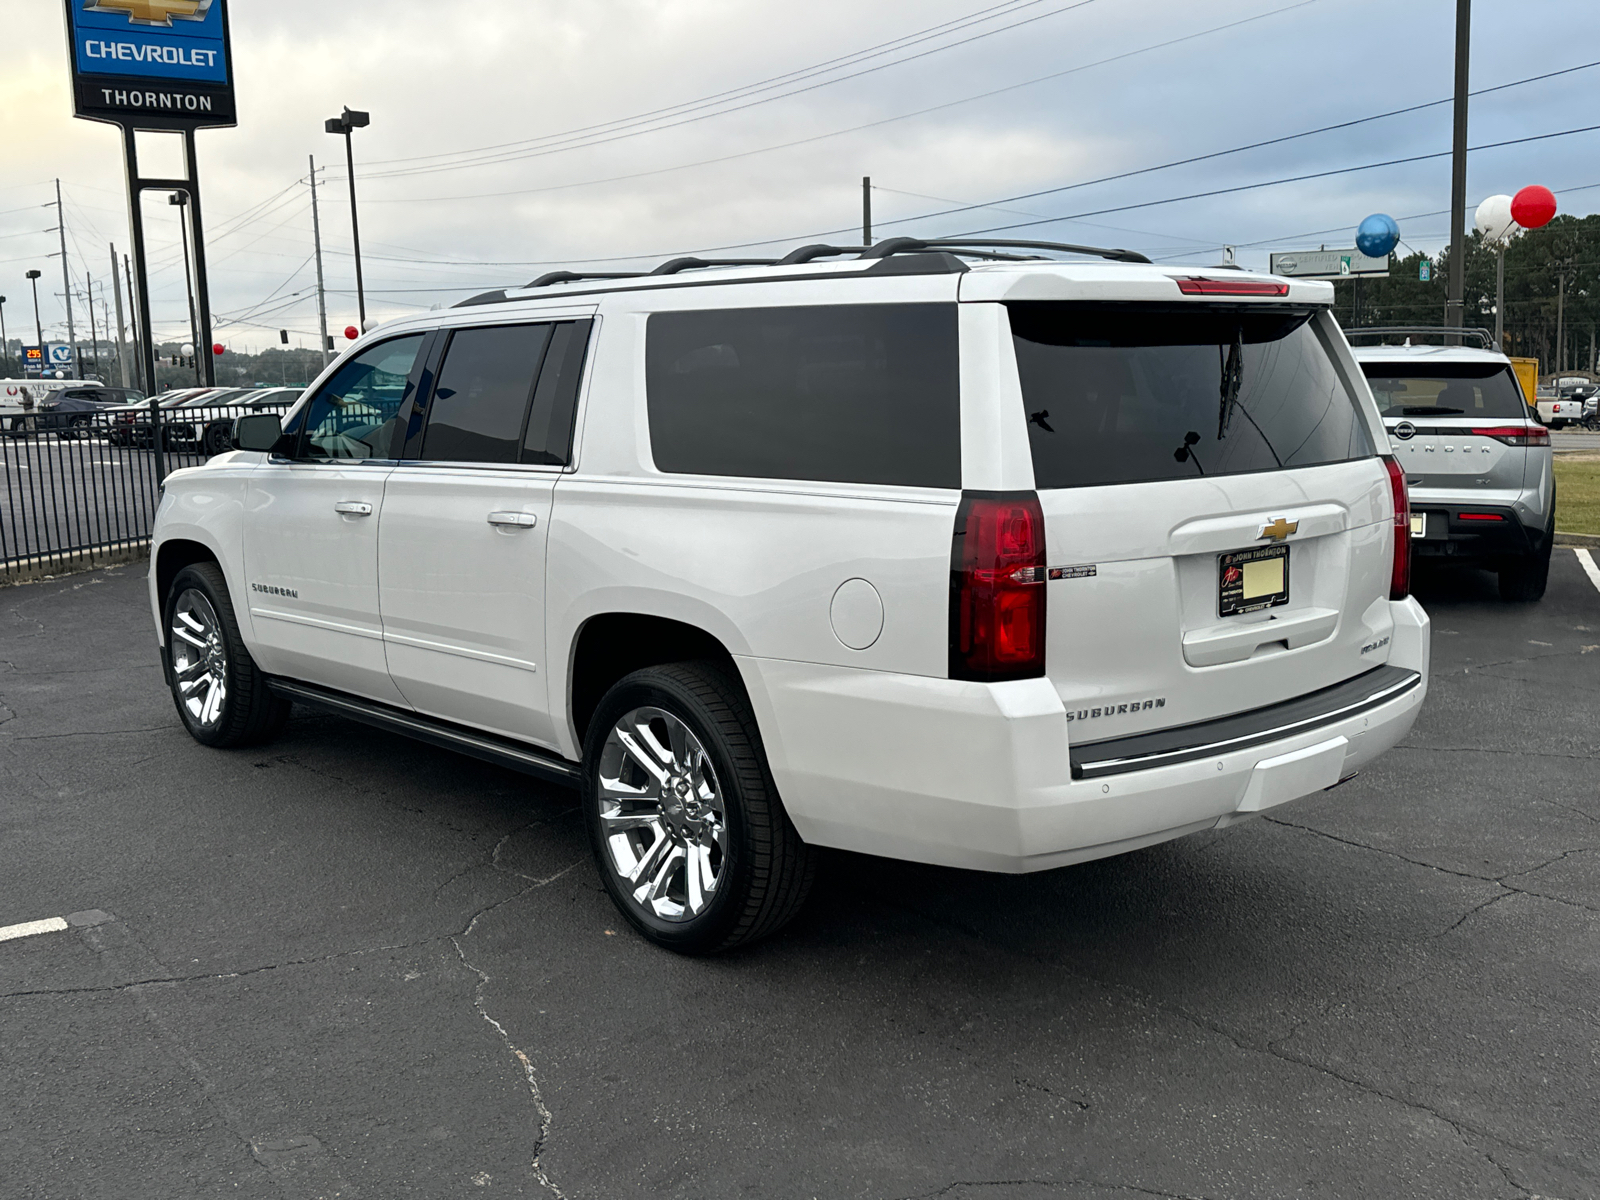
{"left": 1410, "top": 513, "right": 1426, "bottom": 538}
{"left": 1219, "top": 545, "right": 1290, "bottom": 617}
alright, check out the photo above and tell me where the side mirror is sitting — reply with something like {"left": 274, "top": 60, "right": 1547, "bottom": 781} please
{"left": 232, "top": 413, "right": 283, "bottom": 452}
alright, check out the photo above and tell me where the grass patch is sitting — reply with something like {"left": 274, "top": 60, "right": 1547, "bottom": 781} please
{"left": 1554, "top": 458, "right": 1600, "bottom": 535}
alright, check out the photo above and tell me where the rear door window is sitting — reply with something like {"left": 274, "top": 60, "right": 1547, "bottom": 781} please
{"left": 1010, "top": 303, "right": 1375, "bottom": 489}
{"left": 645, "top": 303, "right": 960, "bottom": 488}
{"left": 421, "top": 324, "right": 553, "bottom": 464}
{"left": 1361, "top": 363, "right": 1532, "bottom": 419}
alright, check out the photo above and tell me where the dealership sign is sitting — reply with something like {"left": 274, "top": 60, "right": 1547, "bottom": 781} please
{"left": 63, "top": 0, "right": 235, "bottom": 127}
{"left": 1268, "top": 248, "right": 1389, "bottom": 280}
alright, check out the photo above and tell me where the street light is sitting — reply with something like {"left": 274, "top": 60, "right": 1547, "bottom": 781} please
{"left": 169, "top": 192, "right": 203, "bottom": 385}
{"left": 25, "top": 269, "right": 44, "bottom": 378}
{"left": 325, "top": 106, "right": 371, "bottom": 329}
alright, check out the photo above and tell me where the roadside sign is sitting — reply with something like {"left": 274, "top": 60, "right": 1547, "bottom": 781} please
{"left": 1269, "top": 248, "right": 1389, "bottom": 279}
{"left": 23, "top": 347, "right": 44, "bottom": 366}
{"left": 62, "top": 0, "right": 235, "bottom": 129}
{"left": 48, "top": 344, "right": 75, "bottom": 365}
{"left": 1419, "top": 261, "right": 1431, "bottom": 282}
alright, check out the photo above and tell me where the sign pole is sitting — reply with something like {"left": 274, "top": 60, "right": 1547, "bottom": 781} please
{"left": 1445, "top": 0, "right": 1471, "bottom": 333}
{"left": 183, "top": 129, "right": 216, "bottom": 387}
{"left": 120, "top": 126, "right": 158, "bottom": 398}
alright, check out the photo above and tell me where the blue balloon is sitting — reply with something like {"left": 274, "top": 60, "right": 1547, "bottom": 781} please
{"left": 1356, "top": 213, "right": 1400, "bottom": 259}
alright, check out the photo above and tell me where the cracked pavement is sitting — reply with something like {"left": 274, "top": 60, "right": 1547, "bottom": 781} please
{"left": 1, "top": 554, "right": 1597, "bottom": 1199}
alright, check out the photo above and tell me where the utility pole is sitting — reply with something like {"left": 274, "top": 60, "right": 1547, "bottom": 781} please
{"left": 170, "top": 192, "right": 202, "bottom": 385}
{"left": 1493, "top": 244, "right": 1504, "bottom": 349}
{"left": 55, "top": 179, "right": 79, "bottom": 374}
{"left": 0, "top": 296, "right": 9, "bottom": 376}
{"left": 111, "top": 244, "right": 130, "bottom": 388}
{"left": 309, "top": 155, "right": 331, "bottom": 367}
{"left": 862, "top": 176, "right": 872, "bottom": 247}
{"left": 122, "top": 251, "right": 143, "bottom": 392}
{"left": 1445, "top": 0, "right": 1470, "bottom": 333}
{"left": 1556, "top": 271, "right": 1566, "bottom": 374}
{"left": 86, "top": 272, "right": 99, "bottom": 379}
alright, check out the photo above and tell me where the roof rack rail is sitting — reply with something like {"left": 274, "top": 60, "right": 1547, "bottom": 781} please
{"left": 777, "top": 243, "right": 868, "bottom": 264}
{"left": 862, "top": 237, "right": 1152, "bottom": 265}
{"left": 649, "top": 256, "right": 778, "bottom": 276}
{"left": 1343, "top": 325, "right": 1497, "bottom": 349}
{"left": 524, "top": 270, "right": 646, "bottom": 289}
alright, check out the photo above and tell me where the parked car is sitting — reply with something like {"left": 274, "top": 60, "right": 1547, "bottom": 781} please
{"left": 1349, "top": 327, "right": 1554, "bottom": 600}
{"left": 150, "top": 240, "right": 1430, "bottom": 953}
{"left": 104, "top": 390, "right": 212, "bottom": 448}
{"left": 192, "top": 387, "right": 304, "bottom": 455}
{"left": 1537, "top": 396, "right": 1582, "bottom": 429}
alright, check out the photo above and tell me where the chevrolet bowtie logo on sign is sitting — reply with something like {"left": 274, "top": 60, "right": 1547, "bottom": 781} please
{"left": 1259, "top": 517, "right": 1299, "bottom": 541}
{"left": 87, "top": 0, "right": 210, "bottom": 26}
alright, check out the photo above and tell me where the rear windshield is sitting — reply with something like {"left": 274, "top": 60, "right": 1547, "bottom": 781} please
{"left": 1361, "top": 362, "right": 1532, "bottom": 419}
{"left": 1010, "top": 303, "right": 1375, "bottom": 489}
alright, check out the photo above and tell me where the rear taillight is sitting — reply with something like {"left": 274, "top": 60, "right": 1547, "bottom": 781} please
{"left": 949, "top": 492, "right": 1046, "bottom": 682}
{"left": 1175, "top": 277, "right": 1290, "bottom": 297}
{"left": 1470, "top": 424, "right": 1549, "bottom": 447}
{"left": 1457, "top": 512, "right": 1506, "bottom": 522}
{"left": 1384, "top": 455, "right": 1410, "bottom": 601}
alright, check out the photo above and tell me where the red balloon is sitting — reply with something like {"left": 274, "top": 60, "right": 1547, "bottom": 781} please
{"left": 1511, "top": 185, "right": 1556, "bottom": 230}
{"left": 211, "top": 342, "right": 225, "bottom": 356}
{"left": 344, "top": 325, "right": 360, "bottom": 340}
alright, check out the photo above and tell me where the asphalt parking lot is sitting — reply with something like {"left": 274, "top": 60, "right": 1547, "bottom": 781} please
{"left": 2, "top": 555, "right": 1597, "bottom": 1199}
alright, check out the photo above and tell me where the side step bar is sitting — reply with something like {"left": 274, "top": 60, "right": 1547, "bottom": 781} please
{"left": 267, "top": 677, "right": 582, "bottom": 788}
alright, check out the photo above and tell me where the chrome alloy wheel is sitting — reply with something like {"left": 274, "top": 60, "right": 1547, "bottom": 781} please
{"left": 169, "top": 588, "right": 228, "bottom": 730}
{"left": 597, "top": 706, "right": 728, "bottom": 922}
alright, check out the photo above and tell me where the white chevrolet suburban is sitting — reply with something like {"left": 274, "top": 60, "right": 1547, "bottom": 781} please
{"left": 149, "top": 238, "right": 1430, "bottom": 953}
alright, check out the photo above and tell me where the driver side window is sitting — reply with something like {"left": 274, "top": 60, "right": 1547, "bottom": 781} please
{"left": 300, "top": 335, "right": 425, "bottom": 460}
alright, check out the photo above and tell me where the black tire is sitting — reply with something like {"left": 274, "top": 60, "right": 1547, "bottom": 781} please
{"left": 163, "top": 561, "right": 290, "bottom": 747}
{"left": 204, "top": 422, "right": 230, "bottom": 456}
{"left": 581, "top": 661, "right": 816, "bottom": 954}
{"left": 1499, "top": 500, "right": 1554, "bottom": 602}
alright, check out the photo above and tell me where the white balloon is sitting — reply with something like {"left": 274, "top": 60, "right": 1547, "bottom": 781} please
{"left": 1475, "top": 194, "right": 1517, "bottom": 243}
{"left": 180, "top": 342, "right": 195, "bottom": 356}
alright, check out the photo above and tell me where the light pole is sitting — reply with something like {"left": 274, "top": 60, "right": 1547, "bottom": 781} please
{"left": 26, "top": 269, "right": 45, "bottom": 378}
{"left": 0, "top": 295, "right": 8, "bottom": 376}
{"left": 325, "top": 106, "right": 371, "bottom": 329}
{"left": 170, "top": 192, "right": 203, "bottom": 386}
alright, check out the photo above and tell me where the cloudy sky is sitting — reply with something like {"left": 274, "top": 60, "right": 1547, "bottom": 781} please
{"left": 4, "top": 0, "right": 1597, "bottom": 355}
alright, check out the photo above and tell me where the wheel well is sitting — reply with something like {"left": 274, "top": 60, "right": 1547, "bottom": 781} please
{"left": 155, "top": 539, "right": 220, "bottom": 610}
{"left": 569, "top": 614, "right": 738, "bottom": 744}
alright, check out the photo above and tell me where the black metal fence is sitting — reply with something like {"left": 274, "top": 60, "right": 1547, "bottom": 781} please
{"left": 0, "top": 400, "right": 292, "bottom": 582}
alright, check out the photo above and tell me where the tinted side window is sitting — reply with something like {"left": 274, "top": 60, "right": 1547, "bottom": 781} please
{"left": 1011, "top": 303, "right": 1374, "bottom": 489}
{"left": 645, "top": 304, "right": 960, "bottom": 488}
{"left": 522, "top": 319, "right": 593, "bottom": 466}
{"left": 422, "top": 324, "right": 553, "bottom": 463}
{"left": 301, "top": 335, "right": 424, "bottom": 460}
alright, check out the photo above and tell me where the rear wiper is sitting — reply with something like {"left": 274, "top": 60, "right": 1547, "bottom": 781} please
{"left": 1402, "top": 405, "right": 1462, "bottom": 415}
{"left": 1217, "top": 326, "right": 1243, "bottom": 440}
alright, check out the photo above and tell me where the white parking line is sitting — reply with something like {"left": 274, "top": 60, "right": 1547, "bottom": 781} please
{"left": 0, "top": 917, "right": 69, "bottom": 943}
{"left": 1577, "top": 548, "right": 1600, "bottom": 596}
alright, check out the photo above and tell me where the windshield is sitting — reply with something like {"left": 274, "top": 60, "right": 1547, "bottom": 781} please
{"left": 1009, "top": 303, "right": 1374, "bottom": 489}
{"left": 1361, "top": 362, "right": 1531, "bottom": 419}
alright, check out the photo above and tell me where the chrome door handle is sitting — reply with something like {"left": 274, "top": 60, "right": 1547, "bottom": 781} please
{"left": 487, "top": 511, "right": 537, "bottom": 528}
{"left": 334, "top": 501, "right": 373, "bottom": 516}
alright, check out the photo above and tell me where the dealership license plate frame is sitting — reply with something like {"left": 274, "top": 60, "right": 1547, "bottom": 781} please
{"left": 1219, "top": 544, "right": 1291, "bottom": 617}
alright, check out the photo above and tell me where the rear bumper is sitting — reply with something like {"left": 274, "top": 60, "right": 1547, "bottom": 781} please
{"left": 740, "top": 596, "right": 1429, "bottom": 873}
{"left": 1411, "top": 502, "right": 1543, "bottom": 561}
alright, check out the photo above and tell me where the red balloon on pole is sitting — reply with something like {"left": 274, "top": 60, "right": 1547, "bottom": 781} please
{"left": 211, "top": 343, "right": 225, "bottom": 356}
{"left": 344, "top": 325, "right": 360, "bottom": 340}
{"left": 1510, "top": 185, "right": 1556, "bottom": 230}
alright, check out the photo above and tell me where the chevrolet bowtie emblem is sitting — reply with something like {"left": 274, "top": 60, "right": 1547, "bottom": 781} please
{"left": 1259, "top": 517, "right": 1299, "bottom": 541}
{"left": 89, "top": 0, "right": 206, "bottom": 26}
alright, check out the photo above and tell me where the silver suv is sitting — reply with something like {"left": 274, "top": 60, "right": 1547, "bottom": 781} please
{"left": 1349, "top": 327, "right": 1554, "bottom": 601}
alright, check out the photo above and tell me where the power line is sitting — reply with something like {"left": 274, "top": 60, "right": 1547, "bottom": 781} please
{"left": 356, "top": 0, "right": 1103, "bottom": 181}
